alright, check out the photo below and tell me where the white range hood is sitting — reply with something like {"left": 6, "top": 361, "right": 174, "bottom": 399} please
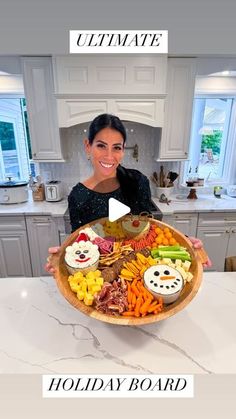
{"left": 53, "top": 55, "right": 167, "bottom": 128}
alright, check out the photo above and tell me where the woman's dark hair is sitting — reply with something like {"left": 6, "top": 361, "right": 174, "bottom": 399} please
{"left": 88, "top": 113, "right": 127, "bottom": 145}
{"left": 88, "top": 113, "right": 139, "bottom": 206}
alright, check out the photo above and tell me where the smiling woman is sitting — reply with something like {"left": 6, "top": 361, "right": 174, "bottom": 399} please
{"left": 67, "top": 113, "right": 157, "bottom": 232}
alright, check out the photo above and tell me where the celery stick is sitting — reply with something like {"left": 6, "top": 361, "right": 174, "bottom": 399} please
{"left": 158, "top": 251, "right": 191, "bottom": 261}
{"left": 158, "top": 245, "right": 181, "bottom": 251}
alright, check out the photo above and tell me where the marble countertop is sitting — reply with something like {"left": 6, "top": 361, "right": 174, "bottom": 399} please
{"left": 153, "top": 194, "right": 236, "bottom": 215}
{"left": 0, "top": 272, "right": 235, "bottom": 374}
{"left": 0, "top": 192, "right": 235, "bottom": 218}
{"left": 0, "top": 194, "right": 68, "bottom": 217}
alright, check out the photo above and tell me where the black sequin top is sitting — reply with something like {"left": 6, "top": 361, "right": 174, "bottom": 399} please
{"left": 68, "top": 168, "right": 156, "bottom": 232}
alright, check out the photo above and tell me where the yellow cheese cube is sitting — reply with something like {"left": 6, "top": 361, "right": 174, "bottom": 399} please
{"left": 84, "top": 293, "right": 94, "bottom": 306}
{"left": 93, "top": 270, "right": 101, "bottom": 278}
{"left": 77, "top": 290, "right": 85, "bottom": 300}
{"left": 70, "top": 283, "right": 80, "bottom": 293}
{"left": 96, "top": 277, "right": 104, "bottom": 286}
{"left": 86, "top": 271, "right": 95, "bottom": 280}
{"left": 86, "top": 277, "right": 96, "bottom": 286}
{"left": 91, "top": 284, "right": 101, "bottom": 294}
{"left": 81, "top": 281, "right": 88, "bottom": 292}
{"left": 73, "top": 271, "right": 84, "bottom": 280}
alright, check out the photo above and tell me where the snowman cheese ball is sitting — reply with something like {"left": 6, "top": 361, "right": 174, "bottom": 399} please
{"left": 143, "top": 264, "right": 184, "bottom": 304}
{"left": 65, "top": 233, "right": 100, "bottom": 275}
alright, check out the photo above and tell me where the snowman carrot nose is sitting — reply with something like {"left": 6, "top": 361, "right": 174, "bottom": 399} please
{"left": 160, "top": 275, "right": 176, "bottom": 280}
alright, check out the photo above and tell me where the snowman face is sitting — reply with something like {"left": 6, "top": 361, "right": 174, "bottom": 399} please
{"left": 143, "top": 264, "right": 184, "bottom": 296}
{"left": 65, "top": 241, "right": 100, "bottom": 269}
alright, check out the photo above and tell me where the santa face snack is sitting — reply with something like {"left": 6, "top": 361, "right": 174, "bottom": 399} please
{"left": 143, "top": 264, "right": 184, "bottom": 304}
{"left": 65, "top": 238, "right": 100, "bottom": 275}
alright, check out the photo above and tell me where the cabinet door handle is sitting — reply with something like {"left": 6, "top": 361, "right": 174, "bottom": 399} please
{"left": 232, "top": 230, "right": 236, "bottom": 233}
{"left": 32, "top": 217, "right": 51, "bottom": 223}
{"left": 226, "top": 230, "right": 230, "bottom": 233}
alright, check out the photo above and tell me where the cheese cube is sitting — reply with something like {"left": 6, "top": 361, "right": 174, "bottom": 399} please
{"left": 186, "top": 272, "right": 193, "bottom": 282}
{"left": 162, "top": 258, "right": 172, "bottom": 264}
{"left": 93, "top": 270, "right": 101, "bottom": 278}
{"left": 175, "top": 266, "right": 188, "bottom": 280}
{"left": 91, "top": 284, "right": 102, "bottom": 294}
{"left": 86, "top": 272, "right": 95, "bottom": 280}
{"left": 182, "top": 260, "right": 191, "bottom": 272}
{"left": 70, "top": 283, "right": 81, "bottom": 293}
{"left": 84, "top": 293, "right": 94, "bottom": 306}
{"left": 77, "top": 290, "right": 85, "bottom": 300}
{"left": 81, "top": 281, "right": 88, "bottom": 292}
{"left": 175, "top": 259, "right": 182, "bottom": 267}
{"left": 96, "top": 277, "right": 104, "bottom": 286}
{"left": 86, "top": 277, "right": 96, "bottom": 287}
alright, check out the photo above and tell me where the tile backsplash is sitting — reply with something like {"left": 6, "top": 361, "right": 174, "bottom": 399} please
{"left": 39, "top": 121, "right": 180, "bottom": 197}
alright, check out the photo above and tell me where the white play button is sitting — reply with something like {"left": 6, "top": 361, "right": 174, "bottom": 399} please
{"left": 108, "top": 198, "right": 130, "bottom": 222}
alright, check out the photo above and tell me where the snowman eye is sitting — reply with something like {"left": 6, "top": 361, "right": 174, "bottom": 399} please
{"left": 164, "top": 270, "right": 170, "bottom": 275}
{"left": 154, "top": 271, "right": 160, "bottom": 276}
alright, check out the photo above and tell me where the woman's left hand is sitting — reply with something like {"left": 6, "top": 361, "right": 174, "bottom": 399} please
{"left": 188, "top": 236, "right": 212, "bottom": 268}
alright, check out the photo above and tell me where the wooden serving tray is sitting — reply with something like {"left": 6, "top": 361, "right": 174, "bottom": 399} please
{"left": 51, "top": 217, "right": 203, "bottom": 326}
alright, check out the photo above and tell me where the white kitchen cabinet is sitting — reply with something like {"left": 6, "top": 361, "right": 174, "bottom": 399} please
{"left": 157, "top": 58, "right": 196, "bottom": 160}
{"left": 57, "top": 98, "right": 165, "bottom": 128}
{"left": 53, "top": 55, "right": 167, "bottom": 96}
{"left": 197, "top": 212, "right": 236, "bottom": 271}
{"left": 26, "top": 215, "right": 60, "bottom": 276}
{"left": 226, "top": 227, "right": 236, "bottom": 258}
{"left": 0, "top": 216, "right": 32, "bottom": 277}
{"left": 197, "top": 227, "right": 229, "bottom": 271}
{"left": 22, "top": 57, "right": 66, "bottom": 161}
{"left": 162, "top": 213, "right": 198, "bottom": 237}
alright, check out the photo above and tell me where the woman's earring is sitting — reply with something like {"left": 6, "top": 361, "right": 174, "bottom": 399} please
{"left": 87, "top": 154, "right": 90, "bottom": 161}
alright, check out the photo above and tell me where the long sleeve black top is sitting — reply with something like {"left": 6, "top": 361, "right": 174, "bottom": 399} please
{"left": 68, "top": 169, "right": 155, "bottom": 232}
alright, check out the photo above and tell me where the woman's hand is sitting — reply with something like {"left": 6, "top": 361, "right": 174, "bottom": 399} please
{"left": 188, "top": 236, "right": 212, "bottom": 268}
{"left": 45, "top": 246, "right": 60, "bottom": 275}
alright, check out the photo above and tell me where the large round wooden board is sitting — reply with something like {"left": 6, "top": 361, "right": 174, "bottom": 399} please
{"left": 51, "top": 217, "right": 203, "bottom": 325}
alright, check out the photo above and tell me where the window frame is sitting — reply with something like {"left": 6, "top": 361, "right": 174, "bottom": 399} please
{"left": 0, "top": 93, "right": 39, "bottom": 182}
{"left": 181, "top": 93, "right": 236, "bottom": 187}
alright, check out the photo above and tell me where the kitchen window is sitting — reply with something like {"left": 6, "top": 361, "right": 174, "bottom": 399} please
{"left": 0, "top": 97, "right": 36, "bottom": 182}
{"left": 183, "top": 95, "right": 236, "bottom": 185}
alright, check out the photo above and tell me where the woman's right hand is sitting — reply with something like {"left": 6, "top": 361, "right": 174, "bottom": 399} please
{"left": 45, "top": 246, "right": 60, "bottom": 275}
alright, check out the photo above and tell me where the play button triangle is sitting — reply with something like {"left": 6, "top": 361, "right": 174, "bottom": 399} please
{"left": 108, "top": 198, "right": 131, "bottom": 222}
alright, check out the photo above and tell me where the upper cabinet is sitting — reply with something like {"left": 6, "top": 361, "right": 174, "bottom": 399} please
{"left": 52, "top": 55, "right": 167, "bottom": 128}
{"left": 157, "top": 58, "right": 197, "bottom": 161}
{"left": 22, "top": 57, "right": 66, "bottom": 161}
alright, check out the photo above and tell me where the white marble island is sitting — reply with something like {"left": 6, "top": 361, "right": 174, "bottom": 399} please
{"left": 0, "top": 272, "right": 235, "bottom": 375}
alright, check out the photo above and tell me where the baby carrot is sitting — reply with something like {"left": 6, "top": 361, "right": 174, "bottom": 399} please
{"left": 134, "top": 295, "right": 143, "bottom": 317}
{"left": 122, "top": 311, "right": 135, "bottom": 316}
{"left": 140, "top": 297, "right": 153, "bottom": 315}
{"left": 131, "top": 281, "right": 139, "bottom": 298}
{"left": 127, "top": 282, "right": 132, "bottom": 305}
{"left": 132, "top": 293, "right": 137, "bottom": 307}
